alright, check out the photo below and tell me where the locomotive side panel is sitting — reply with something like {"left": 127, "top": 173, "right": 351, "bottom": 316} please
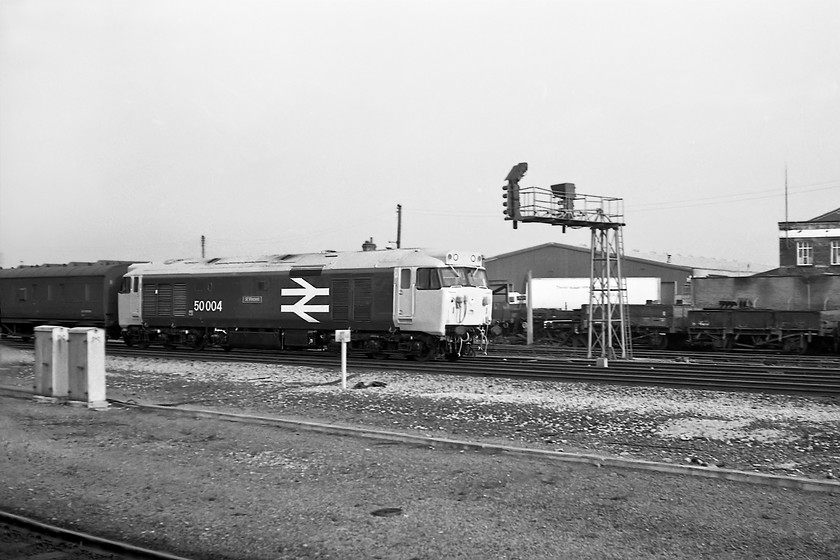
{"left": 135, "top": 268, "right": 395, "bottom": 332}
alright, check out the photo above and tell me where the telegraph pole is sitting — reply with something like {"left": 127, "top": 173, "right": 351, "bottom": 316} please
{"left": 392, "top": 204, "right": 402, "bottom": 248}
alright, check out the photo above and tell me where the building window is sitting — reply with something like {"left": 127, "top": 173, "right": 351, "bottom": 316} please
{"left": 832, "top": 241, "right": 840, "bottom": 266}
{"left": 796, "top": 241, "right": 813, "bottom": 266}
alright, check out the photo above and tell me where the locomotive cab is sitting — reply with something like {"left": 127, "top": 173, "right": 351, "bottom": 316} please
{"left": 392, "top": 251, "right": 492, "bottom": 359}
{"left": 118, "top": 272, "right": 143, "bottom": 328}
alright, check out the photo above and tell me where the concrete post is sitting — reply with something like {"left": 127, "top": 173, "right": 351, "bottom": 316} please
{"left": 34, "top": 326, "right": 69, "bottom": 399}
{"left": 68, "top": 327, "right": 107, "bottom": 409}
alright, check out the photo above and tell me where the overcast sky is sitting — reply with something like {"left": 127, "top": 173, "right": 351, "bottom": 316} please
{"left": 1, "top": 0, "right": 838, "bottom": 270}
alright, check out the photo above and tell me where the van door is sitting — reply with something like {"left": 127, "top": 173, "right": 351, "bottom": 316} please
{"left": 395, "top": 268, "right": 414, "bottom": 324}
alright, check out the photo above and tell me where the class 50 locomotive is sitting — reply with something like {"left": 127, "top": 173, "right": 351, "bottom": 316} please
{"left": 117, "top": 248, "right": 493, "bottom": 361}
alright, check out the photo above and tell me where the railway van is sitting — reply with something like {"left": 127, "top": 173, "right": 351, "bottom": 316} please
{"left": 0, "top": 261, "right": 132, "bottom": 340}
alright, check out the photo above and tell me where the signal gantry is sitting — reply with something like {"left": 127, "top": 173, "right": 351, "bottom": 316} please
{"left": 501, "top": 162, "right": 632, "bottom": 361}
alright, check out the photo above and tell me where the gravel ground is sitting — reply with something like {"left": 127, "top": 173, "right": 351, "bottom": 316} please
{"left": 0, "top": 346, "right": 839, "bottom": 559}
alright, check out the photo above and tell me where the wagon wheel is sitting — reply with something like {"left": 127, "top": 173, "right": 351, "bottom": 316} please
{"left": 782, "top": 336, "right": 808, "bottom": 354}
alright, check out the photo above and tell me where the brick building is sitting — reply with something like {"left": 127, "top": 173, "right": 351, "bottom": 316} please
{"left": 777, "top": 207, "right": 840, "bottom": 275}
{"left": 691, "top": 207, "right": 840, "bottom": 310}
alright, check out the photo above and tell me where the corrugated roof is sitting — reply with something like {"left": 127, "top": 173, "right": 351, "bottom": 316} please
{"left": 487, "top": 242, "right": 694, "bottom": 271}
{"left": 487, "top": 243, "right": 774, "bottom": 276}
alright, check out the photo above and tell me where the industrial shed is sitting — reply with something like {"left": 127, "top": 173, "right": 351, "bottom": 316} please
{"left": 485, "top": 243, "right": 693, "bottom": 305}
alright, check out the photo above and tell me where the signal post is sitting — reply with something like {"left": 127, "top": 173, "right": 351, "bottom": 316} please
{"left": 501, "top": 163, "right": 632, "bottom": 361}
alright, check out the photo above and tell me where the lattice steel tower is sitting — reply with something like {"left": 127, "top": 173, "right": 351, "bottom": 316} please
{"left": 587, "top": 214, "right": 632, "bottom": 360}
{"left": 502, "top": 162, "right": 632, "bottom": 360}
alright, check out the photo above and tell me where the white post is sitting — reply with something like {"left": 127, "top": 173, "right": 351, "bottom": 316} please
{"left": 34, "top": 326, "right": 69, "bottom": 399}
{"left": 335, "top": 330, "right": 351, "bottom": 389}
{"left": 341, "top": 340, "right": 348, "bottom": 389}
{"left": 526, "top": 270, "right": 534, "bottom": 346}
{"left": 68, "top": 327, "right": 108, "bottom": 409}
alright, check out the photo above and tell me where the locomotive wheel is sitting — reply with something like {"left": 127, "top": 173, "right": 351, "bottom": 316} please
{"left": 408, "top": 343, "right": 435, "bottom": 362}
{"left": 186, "top": 332, "right": 207, "bottom": 351}
{"left": 125, "top": 332, "right": 149, "bottom": 349}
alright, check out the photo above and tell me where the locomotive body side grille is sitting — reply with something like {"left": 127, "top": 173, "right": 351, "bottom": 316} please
{"left": 173, "top": 283, "right": 187, "bottom": 316}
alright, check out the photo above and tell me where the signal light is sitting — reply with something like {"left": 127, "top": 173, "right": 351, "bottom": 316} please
{"left": 503, "top": 162, "right": 526, "bottom": 229}
{"left": 502, "top": 184, "right": 520, "bottom": 218}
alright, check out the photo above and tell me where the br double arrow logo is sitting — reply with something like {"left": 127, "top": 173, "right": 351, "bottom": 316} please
{"left": 281, "top": 278, "right": 329, "bottom": 323}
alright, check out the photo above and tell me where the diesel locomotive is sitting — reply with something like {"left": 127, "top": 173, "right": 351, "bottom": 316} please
{"left": 0, "top": 249, "right": 493, "bottom": 360}
{"left": 120, "top": 248, "right": 492, "bottom": 360}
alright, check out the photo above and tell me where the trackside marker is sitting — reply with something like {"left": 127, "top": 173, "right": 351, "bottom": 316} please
{"left": 335, "top": 330, "right": 351, "bottom": 389}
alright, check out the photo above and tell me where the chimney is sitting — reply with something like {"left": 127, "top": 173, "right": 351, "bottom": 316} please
{"left": 362, "top": 238, "right": 377, "bottom": 251}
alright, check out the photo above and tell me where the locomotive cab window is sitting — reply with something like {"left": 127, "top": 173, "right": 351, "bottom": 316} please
{"left": 466, "top": 268, "right": 488, "bottom": 288}
{"left": 120, "top": 277, "right": 131, "bottom": 294}
{"left": 400, "top": 269, "right": 411, "bottom": 290}
{"left": 416, "top": 268, "right": 442, "bottom": 290}
{"left": 440, "top": 267, "right": 489, "bottom": 288}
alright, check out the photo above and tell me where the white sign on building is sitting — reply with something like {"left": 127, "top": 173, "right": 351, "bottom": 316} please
{"left": 528, "top": 277, "right": 661, "bottom": 309}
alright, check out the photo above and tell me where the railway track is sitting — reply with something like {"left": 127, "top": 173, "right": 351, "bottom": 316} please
{"left": 0, "top": 511, "right": 193, "bottom": 560}
{"left": 94, "top": 343, "right": 840, "bottom": 396}
{"left": 4, "top": 339, "right": 839, "bottom": 395}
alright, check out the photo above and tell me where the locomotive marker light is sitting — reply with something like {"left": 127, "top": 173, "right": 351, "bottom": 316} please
{"left": 335, "top": 329, "right": 351, "bottom": 389}
{"left": 502, "top": 162, "right": 527, "bottom": 229}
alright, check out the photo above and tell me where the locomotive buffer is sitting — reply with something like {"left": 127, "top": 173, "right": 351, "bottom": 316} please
{"left": 502, "top": 163, "right": 632, "bottom": 361}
